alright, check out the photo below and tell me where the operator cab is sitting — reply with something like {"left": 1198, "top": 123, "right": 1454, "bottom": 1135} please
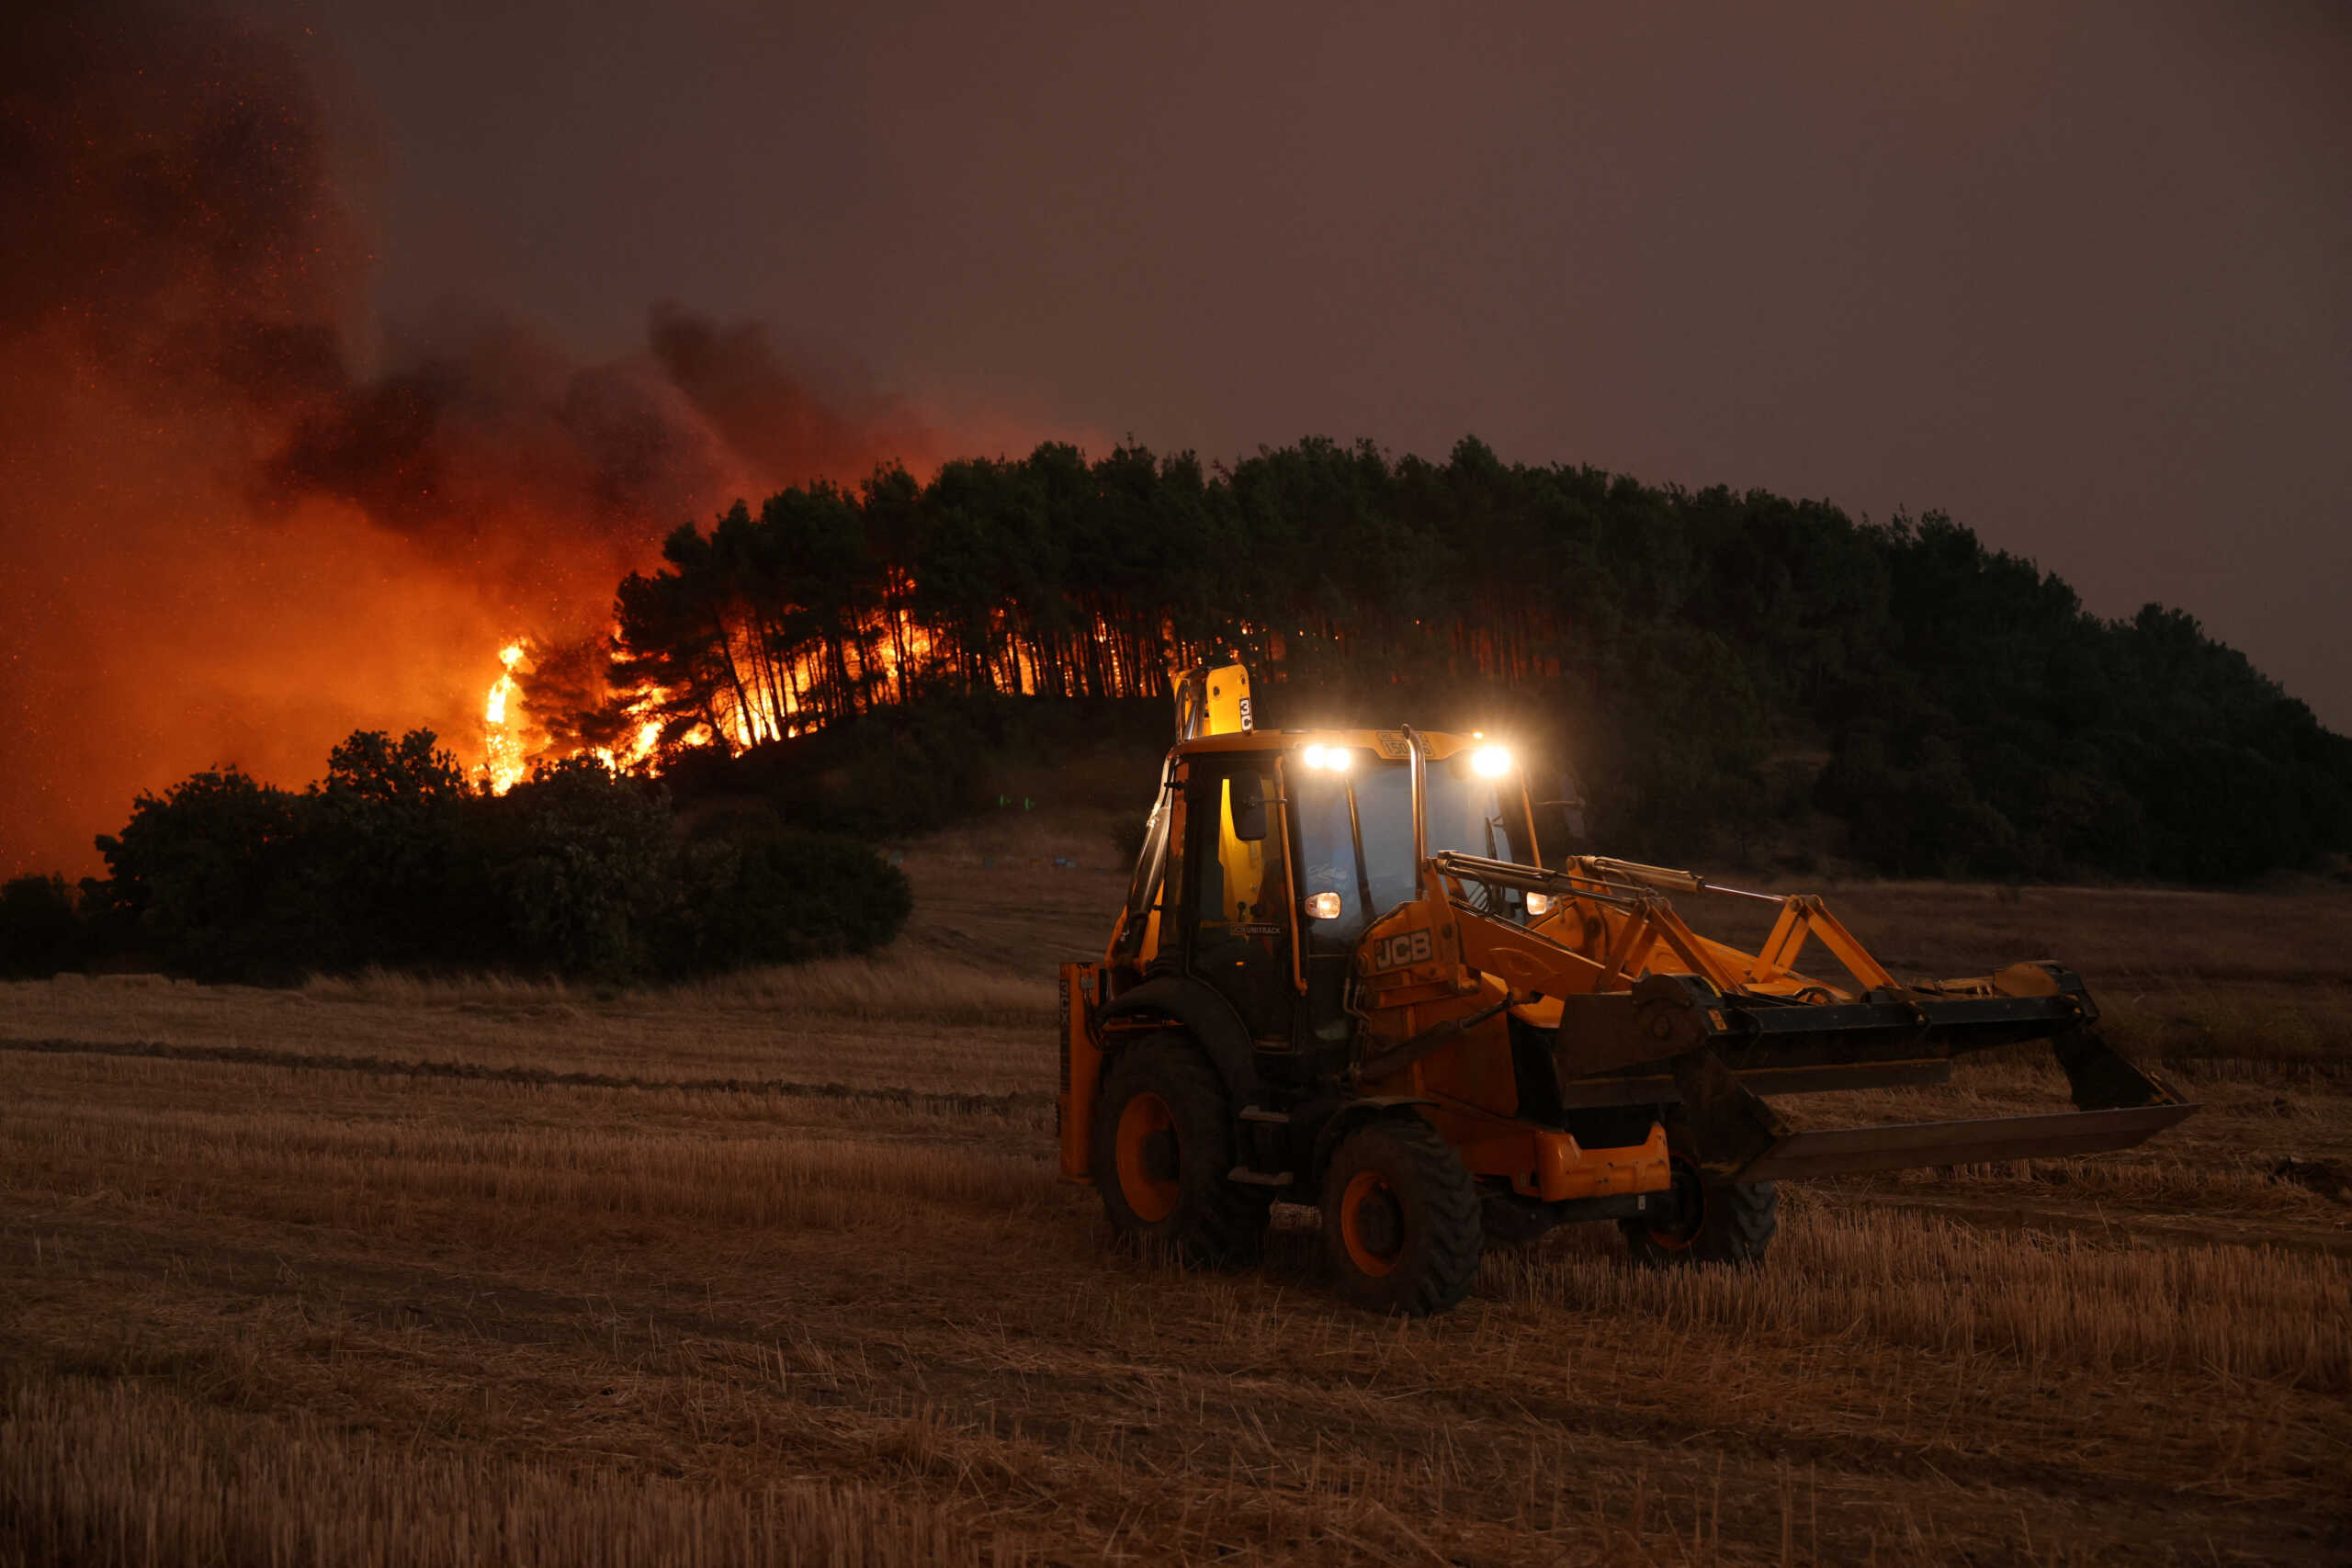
{"left": 1114, "top": 728, "right": 1543, "bottom": 1057}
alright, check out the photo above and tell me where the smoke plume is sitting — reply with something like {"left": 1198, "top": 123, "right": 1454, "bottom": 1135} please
{"left": 0, "top": 2, "right": 945, "bottom": 876}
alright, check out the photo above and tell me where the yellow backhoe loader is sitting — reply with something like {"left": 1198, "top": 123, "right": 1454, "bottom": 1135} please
{"left": 1057, "top": 663, "right": 2197, "bottom": 1314}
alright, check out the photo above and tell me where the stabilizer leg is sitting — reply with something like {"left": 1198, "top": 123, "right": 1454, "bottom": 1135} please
{"left": 1668, "top": 1048, "right": 1792, "bottom": 1182}
{"left": 2053, "top": 1029, "right": 2183, "bottom": 1111}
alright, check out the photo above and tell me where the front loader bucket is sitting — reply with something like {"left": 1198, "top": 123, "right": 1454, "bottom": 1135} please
{"left": 1735, "top": 1103, "right": 2198, "bottom": 1182}
{"left": 1543, "top": 975, "right": 2199, "bottom": 1184}
{"left": 1655, "top": 1018, "right": 2199, "bottom": 1184}
{"left": 1435, "top": 853, "right": 2205, "bottom": 1185}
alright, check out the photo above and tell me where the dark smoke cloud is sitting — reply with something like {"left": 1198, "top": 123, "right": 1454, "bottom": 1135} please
{"left": 0, "top": 6, "right": 360, "bottom": 374}
{"left": 648, "top": 309, "right": 937, "bottom": 498}
{"left": 265, "top": 315, "right": 742, "bottom": 544}
{"left": 0, "top": 2, "right": 949, "bottom": 877}
{"left": 263, "top": 305, "right": 939, "bottom": 549}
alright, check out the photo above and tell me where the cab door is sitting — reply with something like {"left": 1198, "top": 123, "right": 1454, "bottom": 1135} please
{"left": 1181, "top": 756, "right": 1298, "bottom": 1043}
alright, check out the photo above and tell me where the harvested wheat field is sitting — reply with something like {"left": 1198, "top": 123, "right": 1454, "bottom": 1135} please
{"left": 6, "top": 829, "right": 2350, "bottom": 1566}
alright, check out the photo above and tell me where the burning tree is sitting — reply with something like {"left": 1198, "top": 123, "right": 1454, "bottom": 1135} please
{"left": 554, "top": 449, "right": 1237, "bottom": 768}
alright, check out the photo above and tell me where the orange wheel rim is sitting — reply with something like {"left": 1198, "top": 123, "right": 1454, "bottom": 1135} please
{"left": 1339, "top": 1169, "right": 1405, "bottom": 1277}
{"left": 1114, "top": 1091, "right": 1181, "bottom": 1223}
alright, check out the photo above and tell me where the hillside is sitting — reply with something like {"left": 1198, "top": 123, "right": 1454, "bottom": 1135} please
{"left": 528, "top": 438, "right": 2352, "bottom": 883}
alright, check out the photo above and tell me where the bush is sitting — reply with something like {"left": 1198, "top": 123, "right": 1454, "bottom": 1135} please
{"left": 79, "top": 732, "right": 915, "bottom": 986}
{"left": 0, "top": 874, "right": 82, "bottom": 977}
{"left": 89, "top": 768, "right": 319, "bottom": 982}
{"left": 300, "top": 729, "right": 476, "bottom": 968}
{"left": 670, "top": 818, "right": 912, "bottom": 974}
{"left": 483, "top": 757, "right": 679, "bottom": 980}
{"left": 86, "top": 738, "right": 481, "bottom": 982}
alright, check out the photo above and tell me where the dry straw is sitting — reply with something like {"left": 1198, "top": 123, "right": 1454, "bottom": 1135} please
{"left": 1487, "top": 1202, "right": 2352, "bottom": 1392}
{"left": 0, "top": 1373, "right": 1005, "bottom": 1568}
{"left": 305, "top": 954, "right": 1058, "bottom": 1029}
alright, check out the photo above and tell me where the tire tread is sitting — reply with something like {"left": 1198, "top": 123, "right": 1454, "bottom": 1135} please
{"left": 1324, "top": 1115, "right": 1483, "bottom": 1315}
{"left": 1091, "top": 1036, "right": 1271, "bottom": 1266}
{"left": 1623, "top": 1177, "right": 1778, "bottom": 1269}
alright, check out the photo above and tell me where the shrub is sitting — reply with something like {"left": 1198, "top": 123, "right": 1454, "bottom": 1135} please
{"left": 668, "top": 816, "right": 911, "bottom": 974}
{"left": 302, "top": 730, "right": 476, "bottom": 969}
{"left": 0, "top": 874, "right": 82, "bottom": 977}
{"left": 89, "top": 768, "right": 319, "bottom": 982}
{"left": 82, "top": 737, "right": 917, "bottom": 985}
{"left": 485, "top": 757, "right": 678, "bottom": 981}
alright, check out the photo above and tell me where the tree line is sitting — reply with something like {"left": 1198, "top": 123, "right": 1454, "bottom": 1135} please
{"left": 534, "top": 436, "right": 2351, "bottom": 884}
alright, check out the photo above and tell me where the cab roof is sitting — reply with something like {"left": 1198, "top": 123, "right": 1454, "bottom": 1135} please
{"left": 1171, "top": 728, "right": 1487, "bottom": 761}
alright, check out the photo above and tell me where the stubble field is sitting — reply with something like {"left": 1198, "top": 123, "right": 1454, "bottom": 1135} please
{"left": 5, "top": 819, "right": 2349, "bottom": 1565}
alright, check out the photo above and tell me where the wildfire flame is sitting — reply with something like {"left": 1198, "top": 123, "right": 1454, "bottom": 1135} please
{"left": 591, "top": 704, "right": 665, "bottom": 775}
{"left": 481, "top": 641, "right": 527, "bottom": 794}
{"left": 689, "top": 601, "right": 944, "bottom": 751}
{"left": 472, "top": 592, "right": 1177, "bottom": 788}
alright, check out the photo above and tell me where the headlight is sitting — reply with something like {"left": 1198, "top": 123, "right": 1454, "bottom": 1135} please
{"left": 1299, "top": 744, "right": 1352, "bottom": 772}
{"left": 1523, "top": 892, "right": 1554, "bottom": 917}
{"left": 1468, "top": 744, "right": 1513, "bottom": 778}
{"left": 1304, "top": 892, "right": 1343, "bottom": 919}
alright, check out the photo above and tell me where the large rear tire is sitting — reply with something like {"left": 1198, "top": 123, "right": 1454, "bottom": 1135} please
{"left": 1091, "top": 1036, "right": 1271, "bottom": 1265}
{"left": 1321, "top": 1116, "right": 1483, "bottom": 1315}
{"left": 1620, "top": 1152, "right": 1777, "bottom": 1268}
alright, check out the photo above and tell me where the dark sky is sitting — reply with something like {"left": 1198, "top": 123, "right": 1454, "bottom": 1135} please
{"left": 282, "top": 0, "right": 2352, "bottom": 726}
{"left": 0, "top": 0, "right": 2339, "bottom": 878}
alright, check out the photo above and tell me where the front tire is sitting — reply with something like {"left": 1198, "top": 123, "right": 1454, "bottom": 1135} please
{"left": 1091, "top": 1036, "right": 1270, "bottom": 1265}
{"left": 1620, "top": 1153, "right": 1777, "bottom": 1268}
{"left": 1321, "top": 1116, "right": 1483, "bottom": 1315}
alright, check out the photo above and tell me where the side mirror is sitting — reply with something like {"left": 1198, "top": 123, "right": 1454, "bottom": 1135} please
{"left": 1228, "top": 774, "right": 1267, "bottom": 841}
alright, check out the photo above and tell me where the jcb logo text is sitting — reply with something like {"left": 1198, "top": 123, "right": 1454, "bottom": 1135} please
{"left": 1371, "top": 929, "right": 1433, "bottom": 971}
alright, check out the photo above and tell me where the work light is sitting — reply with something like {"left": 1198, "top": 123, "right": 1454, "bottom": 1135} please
{"left": 1468, "top": 744, "right": 1513, "bottom": 778}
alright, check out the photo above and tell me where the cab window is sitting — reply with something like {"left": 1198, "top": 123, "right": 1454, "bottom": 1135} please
{"left": 1185, "top": 759, "right": 1295, "bottom": 1037}
{"left": 1195, "top": 769, "right": 1276, "bottom": 929}
{"left": 1290, "top": 751, "right": 1539, "bottom": 945}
